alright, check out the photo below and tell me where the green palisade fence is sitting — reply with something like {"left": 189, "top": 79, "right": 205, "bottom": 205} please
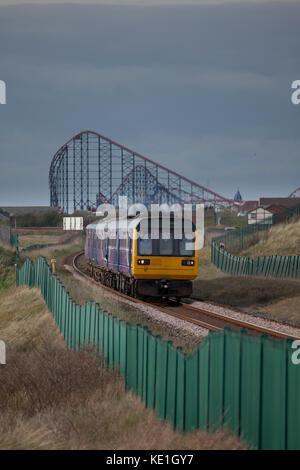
{"left": 17, "top": 256, "right": 300, "bottom": 449}
{"left": 10, "top": 234, "right": 18, "bottom": 248}
{"left": 211, "top": 202, "right": 300, "bottom": 278}
{"left": 211, "top": 242, "right": 300, "bottom": 279}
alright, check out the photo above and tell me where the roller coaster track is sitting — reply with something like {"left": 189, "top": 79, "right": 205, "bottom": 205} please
{"left": 49, "top": 130, "right": 238, "bottom": 213}
{"left": 288, "top": 187, "right": 300, "bottom": 198}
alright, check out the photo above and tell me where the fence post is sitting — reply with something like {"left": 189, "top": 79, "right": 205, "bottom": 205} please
{"left": 155, "top": 337, "right": 168, "bottom": 421}
{"left": 260, "top": 336, "right": 287, "bottom": 449}
{"left": 198, "top": 334, "right": 210, "bottom": 431}
{"left": 286, "top": 338, "right": 300, "bottom": 449}
{"left": 208, "top": 330, "right": 225, "bottom": 432}
{"left": 185, "top": 349, "right": 199, "bottom": 432}
{"left": 223, "top": 328, "right": 241, "bottom": 435}
{"left": 164, "top": 341, "right": 176, "bottom": 429}
{"left": 175, "top": 347, "right": 186, "bottom": 433}
{"left": 240, "top": 332, "right": 263, "bottom": 449}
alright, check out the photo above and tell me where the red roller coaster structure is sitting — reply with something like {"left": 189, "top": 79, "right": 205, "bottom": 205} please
{"left": 288, "top": 188, "right": 300, "bottom": 198}
{"left": 49, "top": 130, "right": 237, "bottom": 213}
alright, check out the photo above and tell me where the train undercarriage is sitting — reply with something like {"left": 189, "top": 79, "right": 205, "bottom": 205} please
{"left": 88, "top": 263, "right": 192, "bottom": 303}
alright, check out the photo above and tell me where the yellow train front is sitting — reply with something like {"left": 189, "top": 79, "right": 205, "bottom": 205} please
{"left": 86, "top": 214, "right": 199, "bottom": 302}
{"left": 132, "top": 225, "right": 199, "bottom": 301}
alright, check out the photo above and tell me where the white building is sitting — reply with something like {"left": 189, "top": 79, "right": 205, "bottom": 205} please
{"left": 247, "top": 204, "right": 283, "bottom": 225}
{"left": 248, "top": 207, "right": 272, "bottom": 225}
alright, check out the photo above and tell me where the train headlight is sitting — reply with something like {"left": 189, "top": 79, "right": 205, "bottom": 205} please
{"left": 137, "top": 259, "right": 150, "bottom": 265}
{"left": 182, "top": 259, "right": 194, "bottom": 266}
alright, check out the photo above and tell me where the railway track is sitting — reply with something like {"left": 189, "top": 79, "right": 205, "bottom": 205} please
{"left": 70, "top": 251, "right": 300, "bottom": 341}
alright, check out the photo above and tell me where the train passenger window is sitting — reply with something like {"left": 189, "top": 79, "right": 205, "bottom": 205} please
{"left": 179, "top": 238, "right": 194, "bottom": 256}
{"left": 159, "top": 239, "right": 173, "bottom": 255}
{"left": 103, "top": 237, "right": 108, "bottom": 260}
{"left": 139, "top": 239, "right": 152, "bottom": 255}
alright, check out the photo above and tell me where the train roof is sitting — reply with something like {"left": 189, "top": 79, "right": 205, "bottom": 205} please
{"left": 86, "top": 212, "right": 195, "bottom": 238}
{"left": 86, "top": 214, "right": 146, "bottom": 237}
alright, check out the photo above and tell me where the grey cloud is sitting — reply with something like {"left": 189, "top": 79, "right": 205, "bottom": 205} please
{"left": 0, "top": 2, "right": 299, "bottom": 205}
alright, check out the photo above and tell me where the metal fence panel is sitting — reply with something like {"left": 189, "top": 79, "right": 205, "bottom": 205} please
{"left": 287, "top": 340, "right": 300, "bottom": 449}
{"left": 261, "top": 338, "right": 287, "bottom": 450}
{"left": 165, "top": 344, "right": 177, "bottom": 428}
{"left": 223, "top": 328, "right": 241, "bottom": 434}
{"left": 185, "top": 350, "right": 199, "bottom": 432}
{"left": 240, "top": 334, "right": 262, "bottom": 449}
{"left": 198, "top": 339, "right": 210, "bottom": 430}
{"left": 16, "top": 255, "right": 300, "bottom": 450}
{"left": 175, "top": 348, "right": 185, "bottom": 432}
{"left": 208, "top": 331, "right": 225, "bottom": 431}
{"left": 155, "top": 339, "right": 168, "bottom": 420}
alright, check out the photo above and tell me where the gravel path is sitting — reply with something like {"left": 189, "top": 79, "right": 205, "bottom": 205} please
{"left": 188, "top": 299, "right": 300, "bottom": 339}
{"left": 64, "top": 264, "right": 209, "bottom": 341}
{"left": 65, "top": 263, "right": 300, "bottom": 341}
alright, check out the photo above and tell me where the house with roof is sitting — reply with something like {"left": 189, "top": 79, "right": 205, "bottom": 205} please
{"left": 237, "top": 200, "right": 259, "bottom": 216}
{"left": 259, "top": 198, "right": 300, "bottom": 209}
{"left": 247, "top": 204, "right": 285, "bottom": 225}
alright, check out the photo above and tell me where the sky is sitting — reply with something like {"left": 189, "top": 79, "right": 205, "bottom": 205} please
{"left": 0, "top": 0, "right": 299, "bottom": 205}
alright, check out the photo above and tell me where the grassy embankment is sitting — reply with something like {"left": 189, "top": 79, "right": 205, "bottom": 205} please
{"left": 0, "top": 243, "right": 16, "bottom": 291}
{"left": 17, "top": 230, "right": 204, "bottom": 350}
{"left": 16, "top": 229, "right": 81, "bottom": 250}
{"left": 0, "top": 243, "right": 245, "bottom": 450}
{"left": 15, "top": 222, "right": 300, "bottom": 325}
{"left": 204, "top": 211, "right": 248, "bottom": 230}
{"left": 194, "top": 217, "right": 300, "bottom": 323}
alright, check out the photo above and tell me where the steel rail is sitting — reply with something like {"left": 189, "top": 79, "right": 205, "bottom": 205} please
{"left": 71, "top": 251, "right": 300, "bottom": 340}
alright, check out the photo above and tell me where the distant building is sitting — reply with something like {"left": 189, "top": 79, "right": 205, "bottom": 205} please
{"left": 259, "top": 198, "right": 300, "bottom": 209}
{"left": 234, "top": 188, "right": 242, "bottom": 201}
{"left": 247, "top": 204, "right": 285, "bottom": 225}
{"left": 247, "top": 197, "right": 300, "bottom": 225}
{"left": 238, "top": 200, "right": 259, "bottom": 214}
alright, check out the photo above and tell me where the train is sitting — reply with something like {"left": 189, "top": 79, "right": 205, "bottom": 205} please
{"left": 85, "top": 213, "right": 199, "bottom": 302}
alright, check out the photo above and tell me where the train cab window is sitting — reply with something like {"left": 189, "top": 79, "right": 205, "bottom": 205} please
{"left": 159, "top": 238, "right": 173, "bottom": 255}
{"left": 179, "top": 238, "right": 195, "bottom": 256}
{"left": 139, "top": 238, "right": 152, "bottom": 256}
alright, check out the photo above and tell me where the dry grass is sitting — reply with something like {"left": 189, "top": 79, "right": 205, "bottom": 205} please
{"left": 16, "top": 229, "right": 64, "bottom": 237}
{"left": 19, "top": 234, "right": 84, "bottom": 255}
{"left": 195, "top": 217, "right": 300, "bottom": 322}
{"left": 16, "top": 228, "right": 83, "bottom": 250}
{"left": 0, "top": 245, "right": 16, "bottom": 291}
{"left": 26, "top": 237, "right": 84, "bottom": 262}
{"left": 0, "top": 285, "right": 246, "bottom": 450}
{"left": 196, "top": 246, "right": 227, "bottom": 281}
{"left": 18, "top": 239, "right": 201, "bottom": 350}
{"left": 19, "top": 234, "right": 65, "bottom": 250}
{"left": 59, "top": 268, "right": 203, "bottom": 352}
{"left": 0, "top": 241, "right": 14, "bottom": 252}
{"left": 193, "top": 244, "right": 300, "bottom": 323}
{"left": 193, "top": 274, "right": 300, "bottom": 309}
{"left": 250, "top": 295, "right": 300, "bottom": 323}
{"left": 239, "top": 217, "right": 300, "bottom": 257}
